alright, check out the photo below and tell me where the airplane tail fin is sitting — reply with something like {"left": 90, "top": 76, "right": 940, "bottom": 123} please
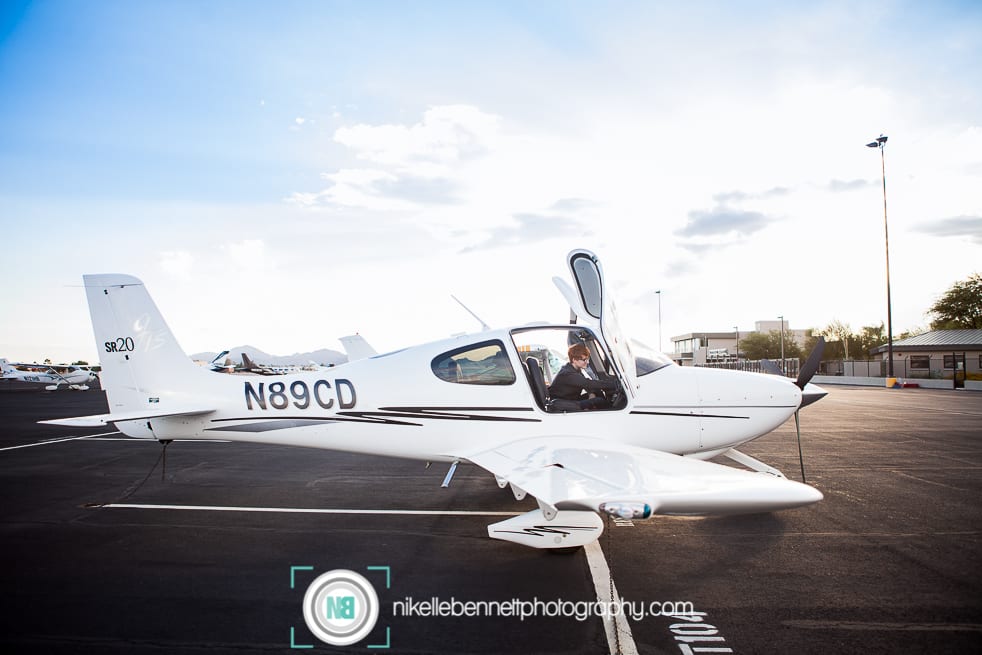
{"left": 241, "top": 352, "right": 257, "bottom": 369}
{"left": 0, "top": 358, "right": 13, "bottom": 375}
{"left": 83, "top": 275, "right": 213, "bottom": 413}
{"left": 339, "top": 334, "right": 378, "bottom": 361}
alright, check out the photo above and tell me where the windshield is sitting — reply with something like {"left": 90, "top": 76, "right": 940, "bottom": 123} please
{"left": 632, "top": 340, "right": 674, "bottom": 376}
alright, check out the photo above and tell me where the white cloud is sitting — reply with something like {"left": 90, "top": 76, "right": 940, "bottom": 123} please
{"left": 333, "top": 105, "right": 501, "bottom": 172}
{"left": 219, "top": 239, "right": 274, "bottom": 271}
{"left": 159, "top": 250, "right": 194, "bottom": 280}
{"left": 913, "top": 215, "right": 982, "bottom": 245}
{"left": 294, "top": 105, "right": 502, "bottom": 212}
{"left": 315, "top": 168, "right": 416, "bottom": 211}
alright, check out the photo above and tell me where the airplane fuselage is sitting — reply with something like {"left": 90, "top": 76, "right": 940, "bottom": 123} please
{"left": 121, "top": 328, "right": 801, "bottom": 462}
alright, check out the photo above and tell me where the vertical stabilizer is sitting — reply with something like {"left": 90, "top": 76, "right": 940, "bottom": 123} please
{"left": 339, "top": 334, "right": 378, "bottom": 361}
{"left": 83, "top": 275, "right": 212, "bottom": 415}
{"left": 241, "top": 352, "right": 258, "bottom": 369}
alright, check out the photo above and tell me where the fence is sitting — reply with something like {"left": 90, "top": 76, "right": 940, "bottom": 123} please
{"left": 820, "top": 355, "right": 973, "bottom": 380}
{"left": 698, "top": 354, "right": 976, "bottom": 386}
{"left": 700, "top": 358, "right": 801, "bottom": 378}
{"left": 700, "top": 354, "right": 974, "bottom": 384}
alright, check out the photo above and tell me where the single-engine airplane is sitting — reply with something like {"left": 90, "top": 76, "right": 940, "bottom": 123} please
{"left": 2, "top": 358, "right": 97, "bottom": 391}
{"left": 43, "top": 249, "right": 825, "bottom": 550}
{"left": 240, "top": 352, "right": 298, "bottom": 375}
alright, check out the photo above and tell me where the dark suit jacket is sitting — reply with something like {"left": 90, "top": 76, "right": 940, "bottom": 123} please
{"left": 548, "top": 363, "right": 616, "bottom": 401}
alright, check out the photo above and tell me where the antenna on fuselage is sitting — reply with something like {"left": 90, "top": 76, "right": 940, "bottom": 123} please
{"left": 451, "top": 295, "right": 491, "bottom": 332}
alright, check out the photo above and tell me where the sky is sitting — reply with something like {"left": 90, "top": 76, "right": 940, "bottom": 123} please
{"left": 1, "top": 0, "right": 980, "bottom": 364}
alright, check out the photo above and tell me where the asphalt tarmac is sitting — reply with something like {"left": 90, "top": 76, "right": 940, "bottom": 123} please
{"left": 1, "top": 385, "right": 980, "bottom": 654}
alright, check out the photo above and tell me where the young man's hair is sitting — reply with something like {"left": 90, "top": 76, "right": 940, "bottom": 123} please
{"left": 568, "top": 343, "right": 590, "bottom": 362}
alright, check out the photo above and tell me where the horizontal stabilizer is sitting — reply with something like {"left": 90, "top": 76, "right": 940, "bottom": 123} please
{"left": 40, "top": 407, "right": 215, "bottom": 428}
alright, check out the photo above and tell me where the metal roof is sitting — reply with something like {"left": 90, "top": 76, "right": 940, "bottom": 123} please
{"left": 871, "top": 329, "right": 982, "bottom": 353}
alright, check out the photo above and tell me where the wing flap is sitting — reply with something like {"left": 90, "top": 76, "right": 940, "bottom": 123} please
{"left": 463, "top": 436, "right": 822, "bottom": 516}
{"left": 40, "top": 407, "right": 216, "bottom": 427}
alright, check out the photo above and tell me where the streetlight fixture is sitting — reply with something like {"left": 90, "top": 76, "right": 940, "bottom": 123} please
{"left": 866, "top": 134, "right": 894, "bottom": 378}
{"left": 778, "top": 315, "right": 785, "bottom": 375}
{"left": 655, "top": 290, "right": 663, "bottom": 353}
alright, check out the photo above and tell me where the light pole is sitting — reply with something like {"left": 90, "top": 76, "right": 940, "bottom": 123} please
{"left": 866, "top": 134, "right": 894, "bottom": 378}
{"left": 734, "top": 326, "right": 740, "bottom": 364}
{"left": 778, "top": 315, "right": 785, "bottom": 375}
{"left": 655, "top": 290, "right": 663, "bottom": 353}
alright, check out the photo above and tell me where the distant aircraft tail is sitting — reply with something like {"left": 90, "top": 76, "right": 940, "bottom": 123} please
{"left": 0, "top": 358, "right": 13, "bottom": 375}
{"left": 241, "top": 352, "right": 257, "bottom": 369}
{"left": 339, "top": 334, "right": 378, "bottom": 361}
{"left": 82, "top": 274, "right": 215, "bottom": 416}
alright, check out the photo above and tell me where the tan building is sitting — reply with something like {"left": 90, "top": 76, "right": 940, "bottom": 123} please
{"left": 870, "top": 329, "right": 982, "bottom": 382}
{"left": 671, "top": 320, "right": 809, "bottom": 367}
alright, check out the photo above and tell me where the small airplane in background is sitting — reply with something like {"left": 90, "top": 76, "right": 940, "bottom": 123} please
{"left": 339, "top": 334, "right": 377, "bottom": 361}
{"left": 208, "top": 350, "right": 237, "bottom": 373}
{"left": 1, "top": 358, "right": 97, "bottom": 391}
{"left": 44, "top": 249, "right": 825, "bottom": 551}
{"left": 240, "top": 353, "right": 301, "bottom": 375}
{"left": 209, "top": 351, "right": 333, "bottom": 375}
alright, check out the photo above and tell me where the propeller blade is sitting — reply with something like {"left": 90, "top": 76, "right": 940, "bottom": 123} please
{"left": 791, "top": 341, "right": 826, "bottom": 484}
{"left": 795, "top": 336, "right": 826, "bottom": 390}
{"left": 794, "top": 410, "right": 806, "bottom": 483}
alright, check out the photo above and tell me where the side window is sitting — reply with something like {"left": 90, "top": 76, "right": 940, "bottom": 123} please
{"left": 431, "top": 341, "right": 516, "bottom": 385}
{"left": 909, "top": 355, "right": 930, "bottom": 370}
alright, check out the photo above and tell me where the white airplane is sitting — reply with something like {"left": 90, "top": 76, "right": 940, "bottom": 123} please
{"left": 207, "top": 350, "right": 237, "bottom": 373}
{"left": 339, "top": 334, "right": 378, "bottom": 361}
{"left": 43, "top": 249, "right": 825, "bottom": 551}
{"left": 239, "top": 352, "right": 286, "bottom": 375}
{"left": 1, "top": 358, "right": 97, "bottom": 391}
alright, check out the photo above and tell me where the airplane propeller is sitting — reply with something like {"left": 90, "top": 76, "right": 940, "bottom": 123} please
{"left": 791, "top": 337, "right": 825, "bottom": 483}
{"left": 796, "top": 336, "right": 826, "bottom": 403}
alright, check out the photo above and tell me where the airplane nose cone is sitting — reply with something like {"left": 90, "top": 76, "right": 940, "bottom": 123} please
{"left": 800, "top": 383, "right": 827, "bottom": 408}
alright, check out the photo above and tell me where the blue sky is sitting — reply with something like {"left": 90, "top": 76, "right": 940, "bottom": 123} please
{"left": 1, "top": 1, "right": 980, "bottom": 363}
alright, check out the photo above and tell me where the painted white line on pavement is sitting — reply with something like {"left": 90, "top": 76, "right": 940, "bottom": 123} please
{"left": 585, "top": 539, "right": 640, "bottom": 655}
{"left": 0, "top": 431, "right": 120, "bottom": 451}
{"left": 97, "top": 503, "right": 522, "bottom": 517}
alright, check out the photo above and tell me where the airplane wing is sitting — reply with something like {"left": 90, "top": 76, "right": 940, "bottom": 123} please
{"left": 40, "top": 407, "right": 216, "bottom": 428}
{"left": 459, "top": 436, "right": 822, "bottom": 517}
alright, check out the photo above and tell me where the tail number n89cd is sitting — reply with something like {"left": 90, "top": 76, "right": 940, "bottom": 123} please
{"left": 244, "top": 379, "right": 357, "bottom": 411}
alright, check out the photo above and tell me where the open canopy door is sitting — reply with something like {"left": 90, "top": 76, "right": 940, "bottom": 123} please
{"left": 565, "top": 250, "right": 638, "bottom": 397}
